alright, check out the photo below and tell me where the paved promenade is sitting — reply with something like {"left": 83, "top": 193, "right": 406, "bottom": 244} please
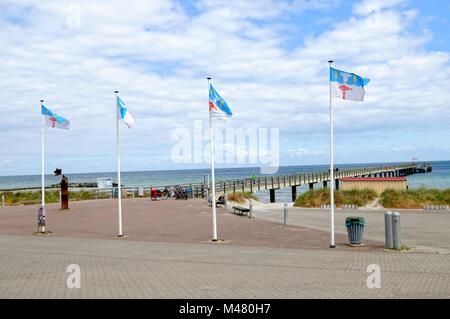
{"left": 252, "top": 204, "right": 450, "bottom": 254}
{"left": 0, "top": 199, "right": 449, "bottom": 298}
{"left": 0, "top": 198, "right": 381, "bottom": 251}
{"left": 0, "top": 234, "right": 449, "bottom": 298}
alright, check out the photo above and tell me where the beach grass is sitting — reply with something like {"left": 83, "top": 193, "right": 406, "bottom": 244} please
{"left": 380, "top": 188, "right": 450, "bottom": 208}
{"left": 294, "top": 188, "right": 377, "bottom": 208}
{"left": 227, "top": 192, "right": 258, "bottom": 204}
{"left": 0, "top": 189, "right": 109, "bottom": 206}
{"left": 293, "top": 187, "right": 450, "bottom": 209}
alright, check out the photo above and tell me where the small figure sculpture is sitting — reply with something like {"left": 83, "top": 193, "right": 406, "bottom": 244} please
{"left": 54, "top": 168, "right": 69, "bottom": 210}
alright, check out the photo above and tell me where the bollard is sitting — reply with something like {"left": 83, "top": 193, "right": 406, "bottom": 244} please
{"left": 2, "top": 194, "right": 4, "bottom": 208}
{"left": 392, "top": 212, "right": 401, "bottom": 250}
{"left": 384, "top": 211, "right": 393, "bottom": 249}
{"left": 249, "top": 202, "right": 253, "bottom": 218}
{"left": 224, "top": 194, "right": 228, "bottom": 211}
{"left": 283, "top": 203, "right": 288, "bottom": 225}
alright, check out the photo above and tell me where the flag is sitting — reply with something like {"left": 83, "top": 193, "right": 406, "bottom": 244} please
{"left": 330, "top": 67, "right": 370, "bottom": 101}
{"left": 117, "top": 96, "right": 134, "bottom": 128}
{"left": 41, "top": 105, "right": 70, "bottom": 129}
{"left": 209, "top": 84, "right": 233, "bottom": 120}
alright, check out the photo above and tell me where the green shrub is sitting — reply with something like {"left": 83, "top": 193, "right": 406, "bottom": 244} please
{"left": 1, "top": 189, "right": 99, "bottom": 206}
{"left": 227, "top": 192, "right": 258, "bottom": 204}
{"left": 380, "top": 188, "right": 450, "bottom": 208}
{"left": 294, "top": 188, "right": 377, "bottom": 208}
{"left": 71, "top": 190, "right": 95, "bottom": 201}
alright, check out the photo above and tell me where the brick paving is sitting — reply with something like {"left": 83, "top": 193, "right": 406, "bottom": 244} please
{"left": 0, "top": 235, "right": 449, "bottom": 298}
{"left": 252, "top": 204, "right": 450, "bottom": 253}
{"left": 1, "top": 198, "right": 449, "bottom": 298}
{"left": 0, "top": 198, "right": 382, "bottom": 251}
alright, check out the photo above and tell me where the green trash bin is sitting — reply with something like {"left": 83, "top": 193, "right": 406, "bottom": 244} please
{"left": 345, "top": 216, "right": 365, "bottom": 245}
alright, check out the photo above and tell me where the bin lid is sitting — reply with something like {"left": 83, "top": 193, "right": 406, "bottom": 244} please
{"left": 345, "top": 216, "right": 365, "bottom": 226}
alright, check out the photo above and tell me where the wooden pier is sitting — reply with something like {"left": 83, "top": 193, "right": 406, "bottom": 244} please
{"left": 1, "top": 163, "right": 431, "bottom": 205}
{"left": 186, "top": 163, "right": 430, "bottom": 203}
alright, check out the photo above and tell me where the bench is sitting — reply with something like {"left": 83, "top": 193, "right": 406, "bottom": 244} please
{"left": 232, "top": 206, "right": 250, "bottom": 216}
{"left": 216, "top": 196, "right": 225, "bottom": 208}
{"left": 216, "top": 200, "right": 225, "bottom": 207}
{"left": 208, "top": 196, "right": 226, "bottom": 208}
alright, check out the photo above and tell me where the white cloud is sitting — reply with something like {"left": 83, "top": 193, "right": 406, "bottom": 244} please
{"left": 0, "top": 160, "right": 13, "bottom": 169}
{"left": 287, "top": 148, "right": 325, "bottom": 157}
{"left": 353, "top": 0, "right": 406, "bottom": 16}
{"left": 0, "top": 0, "right": 449, "bottom": 175}
{"left": 389, "top": 145, "right": 415, "bottom": 153}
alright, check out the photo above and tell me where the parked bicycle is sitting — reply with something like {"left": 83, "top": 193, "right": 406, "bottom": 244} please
{"left": 165, "top": 186, "right": 175, "bottom": 199}
{"left": 174, "top": 185, "right": 188, "bottom": 200}
{"left": 151, "top": 187, "right": 169, "bottom": 201}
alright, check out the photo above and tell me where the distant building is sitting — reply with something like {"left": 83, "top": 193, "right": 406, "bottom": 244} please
{"left": 340, "top": 177, "right": 407, "bottom": 195}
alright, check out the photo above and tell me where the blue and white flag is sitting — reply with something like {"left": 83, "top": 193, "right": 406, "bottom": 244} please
{"left": 117, "top": 96, "right": 134, "bottom": 128}
{"left": 330, "top": 67, "right": 370, "bottom": 101}
{"left": 209, "top": 84, "right": 233, "bottom": 120}
{"left": 41, "top": 105, "right": 70, "bottom": 129}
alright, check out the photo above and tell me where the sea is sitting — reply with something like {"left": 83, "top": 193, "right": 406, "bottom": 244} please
{"left": 1, "top": 161, "right": 449, "bottom": 203}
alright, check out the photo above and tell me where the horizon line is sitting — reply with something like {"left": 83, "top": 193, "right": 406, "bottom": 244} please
{"left": 0, "top": 159, "right": 444, "bottom": 178}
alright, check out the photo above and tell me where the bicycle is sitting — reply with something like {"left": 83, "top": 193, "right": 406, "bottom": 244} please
{"left": 174, "top": 186, "right": 188, "bottom": 200}
{"left": 151, "top": 188, "right": 169, "bottom": 200}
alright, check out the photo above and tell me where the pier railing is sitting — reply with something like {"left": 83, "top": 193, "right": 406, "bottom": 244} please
{"left": 1, "top": 163, "right": 427, "bottom": 206}
{"left": 187, "top": 163, "right": 418, "bottom": 196}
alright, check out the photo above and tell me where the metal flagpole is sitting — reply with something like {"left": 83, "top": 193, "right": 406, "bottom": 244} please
{"left": 207, "top": 77, "right": 218, "bottom": 241}
{"left": 328, "top": 60, "right": 336, "bottom": 248}
{"left": 40, "top": 100, "right": 45, "bottom": 213}
{"left": 115, "top": 91, "right": 123, "bottom": 237}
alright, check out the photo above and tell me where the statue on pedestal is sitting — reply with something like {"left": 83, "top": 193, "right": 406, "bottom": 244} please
{"left": 54, "top": 168, "right": 69, "bottom": 210}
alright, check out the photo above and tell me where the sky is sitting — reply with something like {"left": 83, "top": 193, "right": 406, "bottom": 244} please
{"left": 0, "top": 0, "right": 449, "bottom": 176}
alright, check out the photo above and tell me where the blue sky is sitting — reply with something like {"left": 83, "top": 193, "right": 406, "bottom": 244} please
{"left": 0, "top": 0, "right": 449, "bottom": 176}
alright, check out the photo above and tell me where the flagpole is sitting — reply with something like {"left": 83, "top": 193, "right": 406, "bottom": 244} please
{"left": 115, "top": 90, "right": 123, "bottom": 237}
{"left": 207, "top": 77, "right": 218, "bottom": 241}
{"left": 40, "top": 99, "right": 45, "bottom": 213}
{"left": 328, "top": 60, "right": 336, "bottom": 248}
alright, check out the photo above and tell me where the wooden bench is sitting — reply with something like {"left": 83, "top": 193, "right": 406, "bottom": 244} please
{"left": 207, "top": 198, "right": 225, "bottom": 207}
{"left": 216, "top": 200, "right": 225, "bottom": 207}
{"left": 216, "top": 196, "right": 225, "bottom": 208}
{"left": 232, "top": 206, "right": 250, "bottom": 216}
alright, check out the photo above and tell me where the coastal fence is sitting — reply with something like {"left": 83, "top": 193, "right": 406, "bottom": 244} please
{"left": 193, "top": 163, "right": 419, "bottom": 197}
{"left": 0, "top": 163, "right": 428, "bottom": 206}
